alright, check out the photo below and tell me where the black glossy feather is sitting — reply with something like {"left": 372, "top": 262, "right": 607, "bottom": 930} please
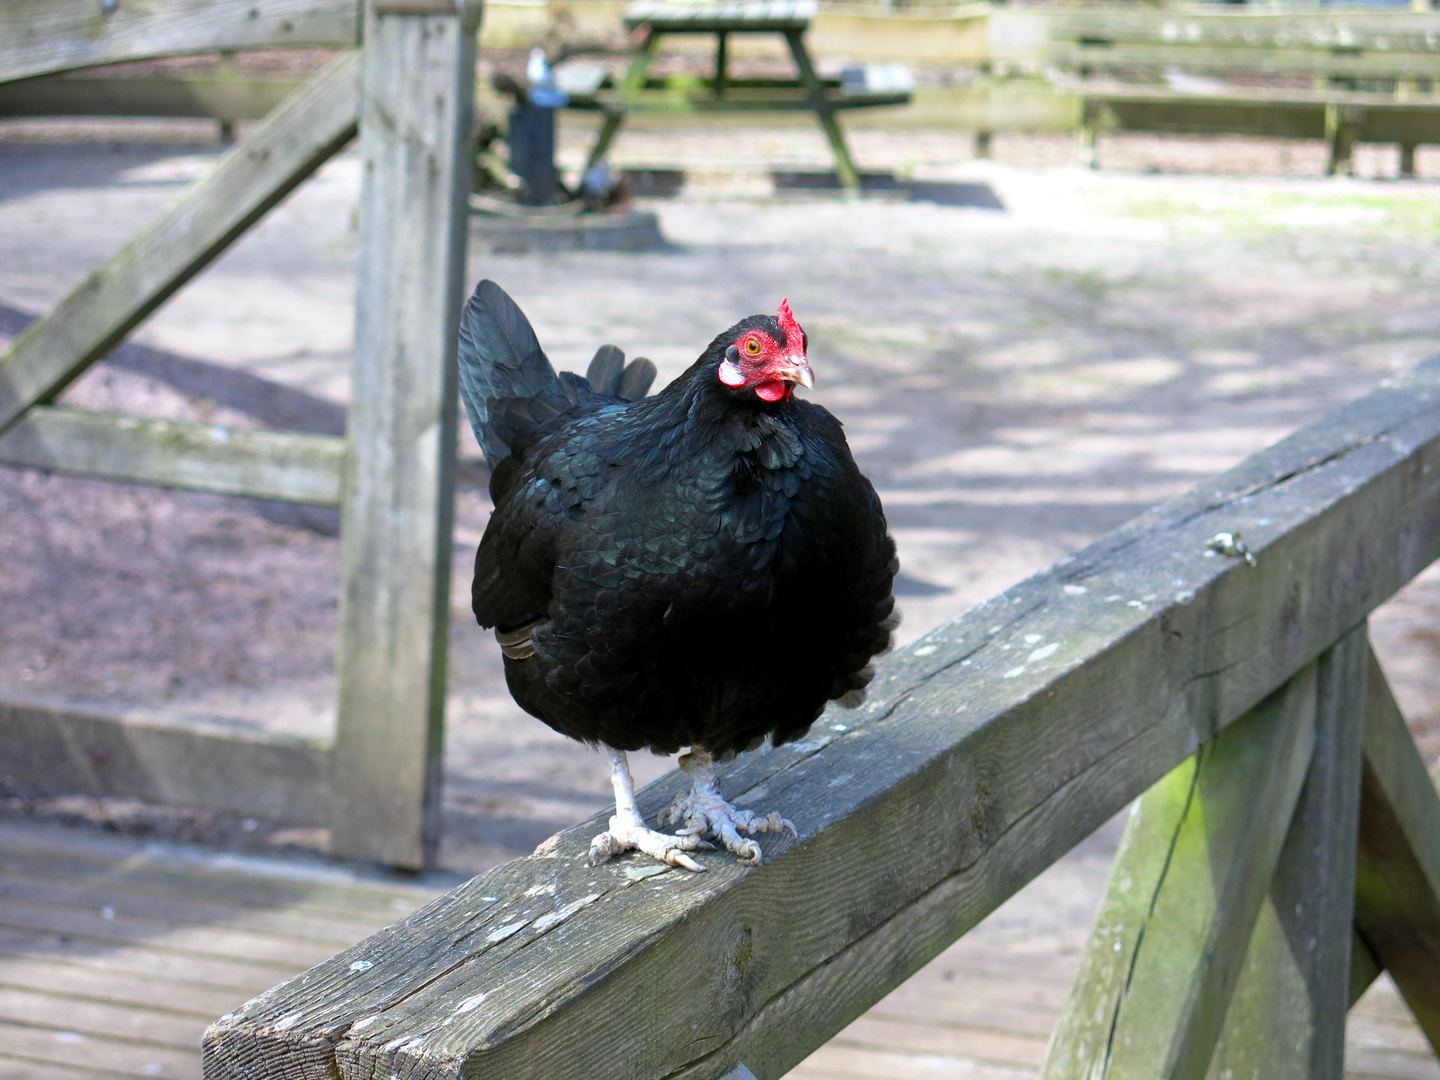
{"left": 465, "top": 283, "right": 897, "bottom": 759}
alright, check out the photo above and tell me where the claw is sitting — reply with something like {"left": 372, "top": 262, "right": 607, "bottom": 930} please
{"left": 666, "top": 850, "right": 706, "bottom": 872}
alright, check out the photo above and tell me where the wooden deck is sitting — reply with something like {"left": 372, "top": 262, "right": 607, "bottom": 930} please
{"left": 0, "top": 813, "right": 1434, "bottom": 1079}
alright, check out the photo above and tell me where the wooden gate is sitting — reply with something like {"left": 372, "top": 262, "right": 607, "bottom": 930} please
{"left": 0, "top": 0, "right": 481, "bottom": 868}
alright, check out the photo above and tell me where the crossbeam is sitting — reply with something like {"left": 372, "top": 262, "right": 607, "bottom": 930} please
{"left": 0, "top": 406, "right": 345, "bottom": 505}
{"left": 0, "top": 0, "right": 360, "bottom": 85}
{"left": 204, "top": 355, "right": 1440, "bottom": 1080}
{"left": 0, "top": 50, "right": 360, "bottom": 437}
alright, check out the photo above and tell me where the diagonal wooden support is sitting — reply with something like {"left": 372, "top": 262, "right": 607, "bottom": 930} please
{"left": 1351, "top": 647, "right": 1440, "bottom": 1051}
{"left": 0, "top": 50, "right": 360, "bottom": 436}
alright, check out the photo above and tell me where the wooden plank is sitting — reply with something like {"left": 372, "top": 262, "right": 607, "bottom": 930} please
{"left": 0, "top": 74, "right": 307, "bottom": 122}
{"left": 0, "top": 1058, "right": 120, "bottom": 1080}
{"left": 829, "top": 1013, "right": 1047, "bottom": 1067}
{"left": 0, "top": 406, "right": 345, "bottom": 505}
{"left": 329, "top": 0, "right": 478, "bottom": 869}
{"left": 0, "top": 897, "right": 343, "bottom": 971}
{"left": 1042, "top": 9, "right": 1440, "bottom": 54}
{"left": 1050, "top": 41, "right": 1440, "bottom": 81}
{"left": 0, "top": 929, "right": 294, "bottom": 996}
{"left": 0, "top": 822, "right": 437, "bottom": 924}
{"left": 0, "top": 0, "right": 359, "bottom": 84}
{"left": 1040, "top": 664, "right": 1317, "bottom": 1079}
{"left": 0, "top": 957, "right": 245, "bottom": 1021}
{"left": 0, "top": 985, "right": 201, "bottom": 1052}
{"left": 0, "top": 823, "right": 432, "bottom": 927}
{"left": 204, "top": 357, "right": 1440, "bottom": 1080}
{"left": 0, "top": 693, "right": 333, "bottom": 827}
{"left": 1204, "top": 622, "right": 1368, "bottom": 1079}
{"left": 0, "top": 869, "right": 380, "bottom": 948}
{"left": 0, "top": 1018, "right": 199, "bottom": 1080}
{"left": 1354, "top": 648, "right": 1440, "bottom": 1053}
{"left": 0, "top": 50, "right": 359, "bottom": 434}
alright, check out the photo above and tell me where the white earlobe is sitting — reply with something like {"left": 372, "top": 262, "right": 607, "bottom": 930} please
{"left": 717, "top": 359, "right": 746, "bottom": 387}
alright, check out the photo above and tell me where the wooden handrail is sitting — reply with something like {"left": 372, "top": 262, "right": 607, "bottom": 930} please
{"left": 205, "top": 357, "right": 1440, "bottom": 1079}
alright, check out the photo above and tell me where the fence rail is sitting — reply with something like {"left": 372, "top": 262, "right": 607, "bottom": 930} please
{"left": 205, "top": 359, "right": 1440, "bottom": 1078}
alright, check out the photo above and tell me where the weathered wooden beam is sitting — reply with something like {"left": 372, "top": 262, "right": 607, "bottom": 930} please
{"left": 0, "top": 0, "right": 359, "bottom": 85}
{"left": 1201, "top": 623, "right": 1367, "bottom": 1079}
{"left": 0, "top": 405, "right": 345, "bottom": 505}
{"left": 0, "top": 51, "right": 360, "bottom": 435}
{"left": 1052, "top": 42, "right": 1440, "bottom": 82}
{"left": 1353, "top": 648, "right": 1440, "bottom": 1052}
{"left": 329, "top": 0, "right": 479, "bottom": 870}
{"left": 1040, "top": 663, "right": 1318, "bottom": 1079}
{"left": 0, "top": 74, "right": 307, "bottom": 121}
{"left": 0, "top": 692, "right": 332, "bottom": 826}
{"left": 204, "top": 356, "right": 1440, "bottom": 1080}
{"left": 1040, "top": 9, "right": 1440, "bottom": 54}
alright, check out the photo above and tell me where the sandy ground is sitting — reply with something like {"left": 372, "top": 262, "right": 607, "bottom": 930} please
{"left": 1, "top": 122, "right": 1439, "bottom": 875}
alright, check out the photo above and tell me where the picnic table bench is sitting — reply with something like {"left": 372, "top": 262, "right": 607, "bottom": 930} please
{"left": 562, "top": 0, "right": 911, "bottom": 192}
{"left": 1020, "top": 8, "right": 1440, "bottom": 175}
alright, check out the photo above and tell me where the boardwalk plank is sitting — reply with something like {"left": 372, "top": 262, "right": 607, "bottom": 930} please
{"left": 0, "top": 822, "right": 437, "bottom": 922}
{"left": 0, "top": 897, "right": 345, "bottom": 969}
{"left": 0, "top": 1019, "right": 198, "bottom": 1080}
{"left": 831, "top": 1016, "right": 1048, "bottom": 1067}
{"left": 0, "top": 930, "right": 296, "bottom": 995}
{"left": 0, "top": 986, "right": 199, "bottom": 1050}
{"left": 0, "top": 956, "right": 242, "bottom": 1019}
{"left": 0, "top": 868, "right": 383, "bottom": 946}
{"left": 0, "top": 1058, "right": 117, "bottom": 1080}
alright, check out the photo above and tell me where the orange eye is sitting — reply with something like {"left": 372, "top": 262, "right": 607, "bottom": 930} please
{"left": 744, "top": 337, "right": 761, "bottom": 356}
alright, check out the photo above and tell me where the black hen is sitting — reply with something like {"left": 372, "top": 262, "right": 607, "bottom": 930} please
{"left": 459, "top": 280, "right": 897, "bottom": 868}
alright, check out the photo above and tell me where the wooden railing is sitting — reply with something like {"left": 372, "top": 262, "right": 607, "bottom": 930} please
{"left": 204, "top": 357, "right": 1440, "bottom": 1077}
{"left": 0, "top": 0, "right": 477, "bottom": 868}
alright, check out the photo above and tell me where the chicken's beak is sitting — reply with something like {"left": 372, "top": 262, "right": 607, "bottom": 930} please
{"left": 775, "top": 358, "right": 815, "bottom": 389}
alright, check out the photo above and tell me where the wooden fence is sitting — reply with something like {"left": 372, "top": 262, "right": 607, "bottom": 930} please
{"left": 0, "top": 0, "right": 478, "bottom": 868}
{"left": 204, "top": 356, "right": 1440, "bottom": 1076}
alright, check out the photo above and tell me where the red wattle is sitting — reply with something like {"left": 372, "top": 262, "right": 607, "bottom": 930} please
{"left": 754, "top": 381, "right": 789, "bottom": 402}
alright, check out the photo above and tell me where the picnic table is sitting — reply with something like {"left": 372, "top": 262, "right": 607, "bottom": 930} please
{"left": 562, "top": 0, "right": 911, "bottom": 192}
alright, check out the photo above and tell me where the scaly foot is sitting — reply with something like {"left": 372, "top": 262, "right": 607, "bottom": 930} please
{"left": 661, "top": 749, "right": 797, "bottom": 866}
{"left": 586, "top": 748, "right": 711, "bottom": 872}
{"left": 587, "top": 817, "right": 710, "bottom": 871}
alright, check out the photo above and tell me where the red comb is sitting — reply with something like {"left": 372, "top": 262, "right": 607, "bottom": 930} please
{"left": 777, "top": 298, "right": 804, "bottom": 353}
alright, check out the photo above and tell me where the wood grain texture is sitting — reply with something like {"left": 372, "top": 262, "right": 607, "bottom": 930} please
{"left": 1040, "top": 664, "right": 1318, "bottom": 1080}
{"left": 0, "top": 51, "right": 359, "bottom": 433}
{"left": 1355, "top": 651, "right": 1440, "bottom": 1053}
{"left": 205, "top": 357, "right": 1440, "bottom": 1080}
{"left": 0, "top": 0, "right": 359, "bottom": 84}
{"left": 329, "top": 1, "right": 478, "bottom": 869}
{"left": 0, "top": 405, "right": 345, "bottom": 505}
{"left": 0, "top": 693, "right": 333, "bottom": 826}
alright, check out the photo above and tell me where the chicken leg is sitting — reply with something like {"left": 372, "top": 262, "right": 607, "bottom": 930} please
{"left": 659, "top": 748, "right": 796, "bottom": 866}
{"left": 588, "top": 749, "right": 710, "bottom": 871}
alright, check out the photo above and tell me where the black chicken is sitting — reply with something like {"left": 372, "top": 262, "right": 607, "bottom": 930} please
{"left": 458, "top": 281, "right": 897, "bottom": 869}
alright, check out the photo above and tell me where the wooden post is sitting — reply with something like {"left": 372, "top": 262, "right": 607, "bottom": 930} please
{"left": 330, "top": 0, "right": 479, "bottom": 869}
{"left": 1353, "top": 647, "right": 1440, "bottom": 1048}
{"left": 1041, "top": 664, "right": 1319, "bottom": 1080}
{"left": 1204, "top": 622, "right": 1367, "bottom": 1079}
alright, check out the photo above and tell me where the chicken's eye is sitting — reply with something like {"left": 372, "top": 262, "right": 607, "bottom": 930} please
{"left": 744, "top": 337, "right": 762, "bottom": 356}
